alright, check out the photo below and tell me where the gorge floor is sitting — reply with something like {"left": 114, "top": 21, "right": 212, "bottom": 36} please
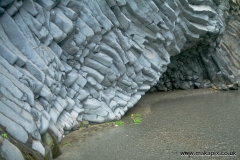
{"left": 57, "top": 89, "right": 240, "bottom": 160}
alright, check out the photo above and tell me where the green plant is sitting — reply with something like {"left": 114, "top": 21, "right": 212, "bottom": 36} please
{"left": 63, "top": 142, "right": 71, "bottom": 146}
{"left": 115, "top": 120, "right": 124, "bottom": 126}
{"left": 131, "top": 114, "right": 142, "bottom": 124}
{"left": 1, "top": 133, "right": 7, "bottom": 139}
{"left": 105, "top": 122, "right": 111, "bottom": 125}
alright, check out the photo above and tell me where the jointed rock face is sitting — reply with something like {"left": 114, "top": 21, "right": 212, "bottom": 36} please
{"left": 150, "top": 0, "right": 240, "bottom": 91}
{"left": 0, "top": 0, "right": 239, "bottom": 159}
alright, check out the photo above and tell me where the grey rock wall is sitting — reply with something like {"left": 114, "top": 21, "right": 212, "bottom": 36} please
{"left": 0, "top": 0, "right": 239, "bottom": 159}
{"left": 151, "top": 0, "right": 240, "bottom": 91}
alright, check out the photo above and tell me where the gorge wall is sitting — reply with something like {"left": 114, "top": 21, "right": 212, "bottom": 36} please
{"left": 0, "top": 0, "right": 239, "bottom": 159}
{"left": 151, "top": 0, "right": 240, "bottom": 91}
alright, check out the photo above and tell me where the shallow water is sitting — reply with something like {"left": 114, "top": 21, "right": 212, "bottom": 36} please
{"left": 57, "top": 89, "right": 240, "bottom": 160}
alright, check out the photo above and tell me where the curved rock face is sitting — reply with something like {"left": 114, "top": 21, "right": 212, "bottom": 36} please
{"left": 0, "top": 0, "right": 239, "bottom": 159}
{"left": 151, "top": 0, "right": 240, "bottom": 91}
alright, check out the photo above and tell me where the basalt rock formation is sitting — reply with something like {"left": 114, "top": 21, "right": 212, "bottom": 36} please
{"left": 150, "top": 0, "right": 240, "bottom": 91}
{"left": 0, "top": 0, "right": 239, "bottom": 159}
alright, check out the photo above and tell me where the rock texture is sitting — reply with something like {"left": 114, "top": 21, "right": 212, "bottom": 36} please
{"left": 0, "top": 0, "right": 239, "bottom": 159}
{"left": 151, "top": 0, "right": 240, "bottom": 91}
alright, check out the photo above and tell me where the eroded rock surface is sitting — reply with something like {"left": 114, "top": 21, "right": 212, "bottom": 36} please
{"left": 0, "top": 0, "right": 239, "bottom": 159}
{"left": 151, "top": 0, "right": 240, "bottom": 91}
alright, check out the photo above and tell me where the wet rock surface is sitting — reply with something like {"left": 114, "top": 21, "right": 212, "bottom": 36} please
{"left": 0, "top": 0, "right": 239, "bottom": 159}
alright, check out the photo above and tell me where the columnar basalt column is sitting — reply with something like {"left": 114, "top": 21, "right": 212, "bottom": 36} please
{"left": 0, "top": 0, "right": 239, "bottom": 159}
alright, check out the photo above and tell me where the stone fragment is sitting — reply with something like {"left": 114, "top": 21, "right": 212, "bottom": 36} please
{"left": 0, "top": 113, "right": 28, "bottom": 143}
{"left": 49, "top": 22, "right": 67, "bottom": 42}
{"left": 0, "top": 67, "right": 34, "bottom": 105}
{"left": 39, "top": 85, "right": 53, "bottom": 102}
{"left": 37, "top": 0, "right": 58, "bottom": 11}
{"left": 0, "top": 74, "right": 23, "bottom": 100}
{"left": 1, "top": 13, "right": 47, "bottom": 71}
{"left": 52, "top": 8, "right": 74, "bottom": 34}
{"left": 22, "top": 0, "right": 38, "bottom": 16}
{"left": 64, "top": 71, "right": 78, "bottom": 87}
{"left": 32, "top": 140, "right": 45, "bottom": 157}
{"left": 82, "top": 114, "right": 105, "bottom": 123}
{"left": 0, "top": 41, "right": 18, "bottom": 65}
{"left": 1, "top": 139, "right": 24, "bottom": 160}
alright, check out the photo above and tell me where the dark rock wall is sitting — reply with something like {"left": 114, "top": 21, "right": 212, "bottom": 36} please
{"left": 0, "top": 0, "right": 239, "bottom": 159}
{"left": 151, "top": 0, "right": 240, "bottom": 91}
